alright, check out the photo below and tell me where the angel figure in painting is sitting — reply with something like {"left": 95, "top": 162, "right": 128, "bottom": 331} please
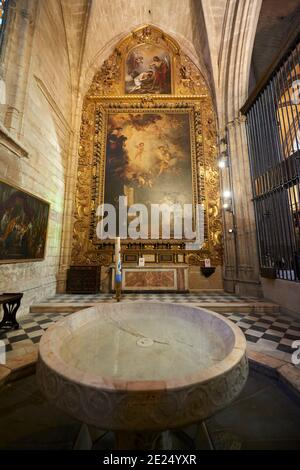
{"left": 126, "top": 51, "right": 144, "bottom": 76}
{"left": 157, "top": 145, "right": 177, "bottom": 176}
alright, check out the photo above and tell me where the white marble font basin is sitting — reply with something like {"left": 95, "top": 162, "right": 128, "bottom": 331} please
{"left": 37, "top": 302, "right": 248, "bottom": 432}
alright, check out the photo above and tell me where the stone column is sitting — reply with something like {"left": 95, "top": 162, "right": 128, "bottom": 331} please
{"left": 225, "top": 115, "right": 262, "bottom": 297}
{"left": 2, "top": 0, "right": 39, "bottom": 137}
{"left": 220, "top": 134, "right": 238, "bottom": 293}
{"left": 56, "top": 102, "right": 82, "bottom": 293}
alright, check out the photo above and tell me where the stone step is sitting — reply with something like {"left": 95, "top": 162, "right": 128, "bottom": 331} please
{"left": 29, "top": 301, "right": 280, "bottom": 315}
{"left": 201, "top": 302, "right": 280, "bottom": 314}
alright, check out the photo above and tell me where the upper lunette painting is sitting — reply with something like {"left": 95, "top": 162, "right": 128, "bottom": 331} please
{"left": 125, "top": 44, "right": 171, "bottom": 95}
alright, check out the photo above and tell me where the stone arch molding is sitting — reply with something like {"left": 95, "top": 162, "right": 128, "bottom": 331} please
{"left": 79, "top": 23, "right": 213, "bottom": 100}
{"left": 71, "top": 24, "right": 222, "bottom": 269}
{"left": 85, "top": 24, "right": 210, "bottom": 98}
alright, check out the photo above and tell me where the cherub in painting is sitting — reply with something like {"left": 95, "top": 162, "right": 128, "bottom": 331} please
{"left": 157, "top": 145, "right": 171, "bottom": 175}
{"left": 157, "top": 145, "right": 178, "bottom": 176}
{"left": 135, "top": 142, "right": 145, "bottom": 161}
{"left": 127, "top": 51, "right": 144, "bottom": 76}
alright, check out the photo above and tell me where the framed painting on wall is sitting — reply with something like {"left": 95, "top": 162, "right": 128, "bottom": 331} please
{"left": 125, "top": 44, "right": 172, "bottom": 94}
{"left": 102, "top": 108, "right": 196, "bottom": 238}
{"left": 0, "top": 180, "right": 50, "bottom": 263}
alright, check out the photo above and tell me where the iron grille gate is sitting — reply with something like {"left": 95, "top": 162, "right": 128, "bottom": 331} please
{"left": 245, "top": 39, "right": 300, "bottom": 282}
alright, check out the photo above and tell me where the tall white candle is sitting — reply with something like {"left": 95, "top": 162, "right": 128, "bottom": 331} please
{"left": 115, "top": 237, "right": 122, "bottom": 282}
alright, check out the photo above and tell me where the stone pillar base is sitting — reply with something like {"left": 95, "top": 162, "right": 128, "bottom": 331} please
{"left": 56, "top": 269, "right": 67, "bottom": 293}
{"left": 224, "top": 279, "right": 263, "bottom": 298}
{"left": 235, "top": 281, "right": 263, "bottom": 298}
{"left": 223, "top": 279, "right": 236, "bottom": 293}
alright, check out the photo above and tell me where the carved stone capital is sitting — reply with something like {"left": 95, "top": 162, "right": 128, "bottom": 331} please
{"left": 0, "top": 122, "right": 29, "bottom": 158}
{"left": 226, "top": 114, "right": 247, "bottom": 130}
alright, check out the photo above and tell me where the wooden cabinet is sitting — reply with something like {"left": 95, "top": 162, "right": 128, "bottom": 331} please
{"left": 66, "top": 266, "right": 101, "bottom": 294}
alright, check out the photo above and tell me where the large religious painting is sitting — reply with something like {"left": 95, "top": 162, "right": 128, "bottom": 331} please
{"left": 104, "top": 111, "right": 193, "bottom": 236}
{"left": 125, "top": 45, "right": 171, "bottom": 94}
{"left": 0, "top": 180, "right": 49, "bottom": 263}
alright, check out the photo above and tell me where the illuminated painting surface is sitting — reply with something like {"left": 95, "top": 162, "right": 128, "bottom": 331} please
{"left": 104, "top": 112, "right": 193, "bottom": 236}
{"left": 125, "top": 45, "right": 171, "bottom": 94}
{"left": 0, "top": 1, "right": 6, "bottom": 27}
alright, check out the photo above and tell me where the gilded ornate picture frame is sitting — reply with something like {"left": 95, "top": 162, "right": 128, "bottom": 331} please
{"left": 92, "top": 101, "right": 199, "bottom": 242}
{"left": 72, "top": 25, "right": 222, "bottom": 267}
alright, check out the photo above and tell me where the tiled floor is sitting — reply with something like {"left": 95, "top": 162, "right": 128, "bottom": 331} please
{"left": 41, "top": 292, "right": 256, "bottom": 303}
{"left": 0, "top": 292, "right": 299, "bottom": 365}
{"left": 1, "top": 370, "right": 300, "bottom": 449}
{"left": 222, "top": 311, "right": 300, "bottom": 363}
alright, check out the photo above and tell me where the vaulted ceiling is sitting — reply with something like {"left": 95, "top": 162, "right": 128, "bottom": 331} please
{"left": 59, "top": 0, "right": 214, "bottom": 96}
{"left": 57, "top": 0, "right": 300, "bottom": 125}
{"left": 250, "top": 0, "right": 300, "bottom": 92}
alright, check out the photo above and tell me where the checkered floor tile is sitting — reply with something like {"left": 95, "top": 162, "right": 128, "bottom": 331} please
{"left": 41, "top": 291, "right": 256, "bottom": 304}
{"left": 221, "top": 311, "right": 300, "bottom": 362}
{"left": 1, "top": 293, "right": 299, "bottom": 365}
{"left": 0, "top": 311, "right": 70, "bottom": 353}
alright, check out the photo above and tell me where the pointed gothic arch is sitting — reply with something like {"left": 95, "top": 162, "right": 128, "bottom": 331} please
{"left": 70, "top": 25, "right": 222, "bottom": 292}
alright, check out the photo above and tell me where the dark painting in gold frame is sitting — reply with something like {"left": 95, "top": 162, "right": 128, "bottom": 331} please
{"left": 0, "top": 180, "right": 50, "bottom": 263}
{"left": 103, "top": 109, "right": 195, "bottom": 238}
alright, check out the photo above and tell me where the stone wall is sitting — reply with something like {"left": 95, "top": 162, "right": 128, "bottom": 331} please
{"left": 0, "top": 0, "right": 72, "bottom": 316}
{"left": 262, "top": 278, "right": 300, "bottom": 318}
{"left": 201, "top": 0, "right": 263, "bottom": 297}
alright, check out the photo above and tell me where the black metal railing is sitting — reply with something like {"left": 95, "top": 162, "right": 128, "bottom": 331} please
{"left": 245, "top": 39, "right": 300, "bottom": 282}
